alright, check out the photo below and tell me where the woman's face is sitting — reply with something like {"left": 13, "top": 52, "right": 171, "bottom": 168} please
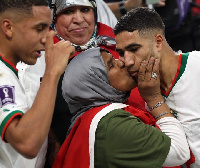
{"left": 101, "top": 50, "right": 137, "bottom": 92}
{"left": 55, "top": 6, "right": 95, "bottom": 45}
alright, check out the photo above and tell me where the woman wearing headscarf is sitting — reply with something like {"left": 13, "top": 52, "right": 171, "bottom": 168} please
{"left": 45, "top": 1, "right": 136, "bottom": 166}
{"left": 48, "top": 0, "right": 145, "bottom": 148}
{"left": 52, "top": 47, "right": 189, "bottom": 168}
{"left": 50, "top": 0, "right": 118, "bottom": 58}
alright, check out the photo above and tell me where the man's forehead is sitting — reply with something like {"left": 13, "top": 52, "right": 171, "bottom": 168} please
{"left": 116, "top": 31, "right": 141, "bottom": 48}
{"left": 31, "top": 6, "right": 52, "bottom": 23}
{"left": 116, "top": 30, "right": 140, "bottom": 38}
{"left": 32, "top": 5, "right": 51, "bottom": 14}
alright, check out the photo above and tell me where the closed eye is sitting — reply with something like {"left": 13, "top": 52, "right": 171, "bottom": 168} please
{"left": 125, "top": 43, "right": 141, "bottom": 53}
{"left": 34, "top": 24, "right": 48, "bottom": 32}
{"left": 118, "top": 51, "right": 124, "bottom": 57}
{"left": 130, "top": 48, "right": 138, "bottom": 52}
{"left": 115, "top": 49, "right": 124, "bottom": 57}
{"left": 108, "top": 58, "right": 117, "bottom": 70}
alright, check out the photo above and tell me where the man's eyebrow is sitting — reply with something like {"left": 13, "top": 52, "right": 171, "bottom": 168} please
{"left": 116, "top": 43, "right": 141, "bottom": 52}
{"left": 125, "top": 43, "right": 141, "bottom": 50}
{"left": 34, "top": 23, "right": 49, "bottom": 28}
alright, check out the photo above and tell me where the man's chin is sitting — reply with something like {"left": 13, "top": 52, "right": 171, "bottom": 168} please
{"left": 24, "top": 59, "right": 37, "bottom": 65}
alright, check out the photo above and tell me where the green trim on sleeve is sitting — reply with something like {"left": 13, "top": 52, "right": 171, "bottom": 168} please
{"left": 0, "top": 110, "right": 23, "bottom": 137}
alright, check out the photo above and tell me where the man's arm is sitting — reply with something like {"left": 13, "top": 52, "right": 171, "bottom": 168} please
{"left": 4, "top": 31, "right": 75, "bottom": 159}
{"left": 105, "top": 0, "right": 166, "bottom": 20}
{"left": 106, "top": 0, "right": 143, "bottom": 19}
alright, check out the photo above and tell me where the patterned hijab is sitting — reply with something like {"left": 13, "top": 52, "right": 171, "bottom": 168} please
{"left": 50, "top": 0, "right": 100, "bottom": 51}
{"left": 62, "top": 47, "right": 130, "bottom": 126}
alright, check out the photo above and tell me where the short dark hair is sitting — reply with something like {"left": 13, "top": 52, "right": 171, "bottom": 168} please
{"left": 0, "top": 0, "right": 49, "bottom": 15}
{"left": 113, "top": 7, "right": 165, "bottom": 36}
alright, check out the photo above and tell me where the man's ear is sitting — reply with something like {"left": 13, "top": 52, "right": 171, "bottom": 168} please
{"left": 1, "top": 19, "right": 13, "bottom": 38}
{"left": 155, "top": 34, "right": 164, "bottom": 51}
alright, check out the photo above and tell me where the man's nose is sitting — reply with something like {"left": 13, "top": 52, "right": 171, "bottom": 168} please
{"left": 41, "top": 27, "right": 52, "bottom": 45}
{"left": 123, "top": 52, "right": 135, "bottom": 67}
{"left": 41, "top": 33, "right": 47, "bottom": 45}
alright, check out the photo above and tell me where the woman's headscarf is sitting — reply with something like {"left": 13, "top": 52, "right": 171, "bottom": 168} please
{"left": 62, "top": 47, "right": 130, "bottom": 127}
{"left": 50, "top": 0, "right": 99, "bottom": 51}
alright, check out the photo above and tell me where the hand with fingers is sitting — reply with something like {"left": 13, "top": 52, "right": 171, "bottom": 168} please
{"left": 138, "top": 57, "right": 175, "bottom": 120}
{"left": 137, "top": 57, "right": 163, "bottom": 105}
{"left": 44, "top": 30, "right": 75, "bottom": 77}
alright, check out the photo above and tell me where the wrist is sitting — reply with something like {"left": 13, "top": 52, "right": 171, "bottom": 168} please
{"left": 148, "top": 100, "right": 165, "bottom": 111}
{"left": 145, "top": 94, "right": 164, "bottom": 107}
{"left": 153, "top": 109, "right": 177, "bottom": 120}
{"left": 42, "top": 72, "right": 60, "bottom": 86}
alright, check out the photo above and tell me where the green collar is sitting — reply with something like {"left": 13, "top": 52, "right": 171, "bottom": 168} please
{"left": 161, "top": 53, "right": 189, "bottom": 98}
{"left": 0, "top": 55, "right": 18, "bottom": 78}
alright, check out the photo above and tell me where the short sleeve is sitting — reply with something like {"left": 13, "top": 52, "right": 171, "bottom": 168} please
{"left": 0, "top": 108, "right": 24, "bottom": 141}
{"left": 0, "top": 64, "right": 29, "bottom": 141}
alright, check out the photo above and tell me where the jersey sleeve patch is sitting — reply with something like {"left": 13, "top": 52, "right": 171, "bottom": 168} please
{"left": 0, "top": 85, "right": 15, "bottom": 107}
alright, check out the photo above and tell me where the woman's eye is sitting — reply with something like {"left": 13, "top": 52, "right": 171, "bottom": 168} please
{"left": 62, "top": 10, "right": 72, "bottom": 15}
{"left": 109, "top": 64, "right": 114, "bottom": 70}
{"left": 81, "top": 7, "right": 90, "bottom": 13}
{"left": 109, "top": 60, "right": 116, "bottom": 70}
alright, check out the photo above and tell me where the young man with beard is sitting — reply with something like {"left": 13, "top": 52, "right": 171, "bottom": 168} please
{"left": 114, "top": 7, "right": 199, "bottom": 168}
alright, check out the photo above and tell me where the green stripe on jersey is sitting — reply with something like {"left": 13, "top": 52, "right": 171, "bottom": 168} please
{"left": 0, "top": 57, "right": 18, "bottom": 77}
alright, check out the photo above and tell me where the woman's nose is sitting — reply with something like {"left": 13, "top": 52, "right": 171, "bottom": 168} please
{"left": 73, "top": 10, "right": 84, "bottom": 23}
